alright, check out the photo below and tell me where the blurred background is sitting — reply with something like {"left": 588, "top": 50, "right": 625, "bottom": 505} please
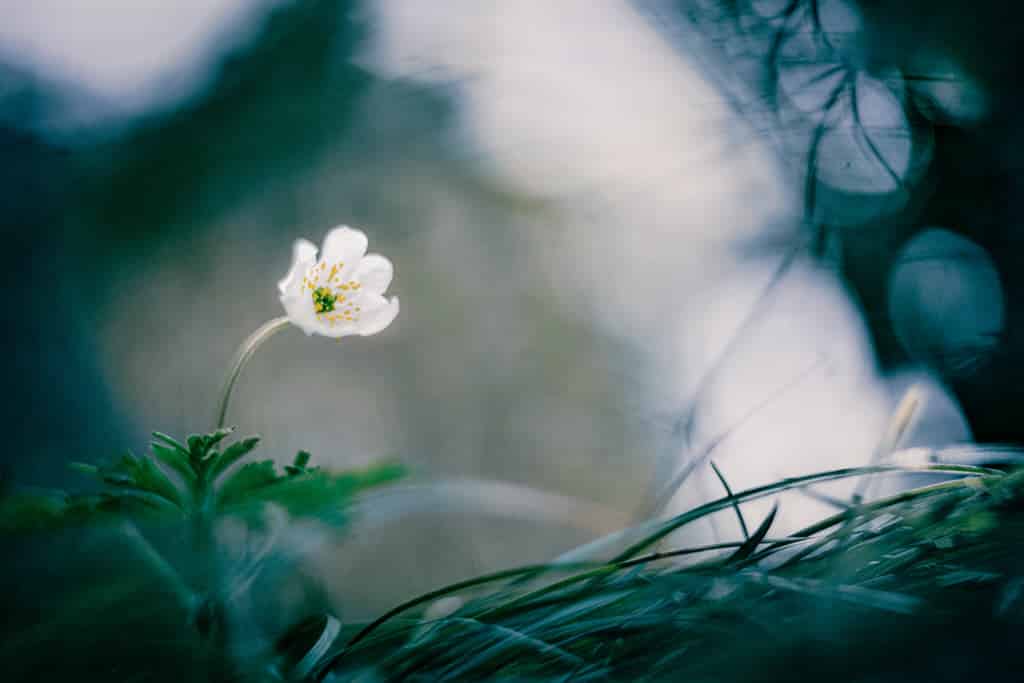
{"left": 3, "top": 0, "right": 1024, "bottom": 621}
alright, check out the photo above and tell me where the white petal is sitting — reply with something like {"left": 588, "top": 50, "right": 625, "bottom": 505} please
{"left": 280, "top": 291, "right": 320, "bottom": 335}
{"left": 353, "top": 291, "right": 389, "bottom": 313}
{"left": 320, "top": 226, "right": 368, "bottom": 271}
{"left": 352, "top": 253, "right": 394, "bottom": 295}
{"left": 319, "top": 319, "right": 361, "bottom": 339}
{"left": 356, "top": 296, "right": 400, "bottom": 336}
{"left": 277, "top": 238, "right": 318, "bottom": 296}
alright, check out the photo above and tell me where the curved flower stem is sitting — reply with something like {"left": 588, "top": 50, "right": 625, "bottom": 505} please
{"left": 215, "top": 316, "right": 292, "bottom": 430}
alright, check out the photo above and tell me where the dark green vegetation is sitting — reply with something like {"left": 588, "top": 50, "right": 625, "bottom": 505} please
{"left": 4, "top": 457, "right": 1024, "bottom": 681}
{"left": 317, "top": 464, "right": 1023, "bottom": 682}
{"left": 1, "top": 428, "right": 404, "bottom": 533}
{"left": 0, "top": 429, "right": 404, "bottom": 682}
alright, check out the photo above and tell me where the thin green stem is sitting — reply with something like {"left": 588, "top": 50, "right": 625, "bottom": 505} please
{"left": 215, "top": 316, "right": 292, "bottom": 430}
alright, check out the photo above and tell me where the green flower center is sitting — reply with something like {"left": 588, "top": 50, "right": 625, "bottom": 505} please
{"left": 312, "top": 286, "right": 338, "bottom": 313}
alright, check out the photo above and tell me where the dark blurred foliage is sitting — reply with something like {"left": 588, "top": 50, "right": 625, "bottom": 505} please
{"left": 850, "top": 0, "right": 1024, "bottom": 442}
{"left": 0, "top": 3, "right": 370, "bottom": 671}
{"left": 72, "top": 2, "right": 371, "bottom": 282}
{"left": 2, "top": 1, "right": 372, "bottom": 484}
{"left": 674, "top": 0, "right": 1024, "bottom": 442}
{"left": 0, "top": 102, "right": 128, "bottom": 486}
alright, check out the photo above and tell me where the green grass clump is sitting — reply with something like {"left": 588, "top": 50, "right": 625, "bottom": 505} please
{"left": 316, "top": 463, "right": 1024, "bottom": 682}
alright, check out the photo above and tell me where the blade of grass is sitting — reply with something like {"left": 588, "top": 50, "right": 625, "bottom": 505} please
{"left": 725, "top": 503, "right": 777, "bottom": 565}
{"left": 434, "top": 617, "right": 584, "bottom": 679}
{"left": 615, "top": 464, "right": 997, "bottom": 561}
{"left": 710, "top": 460, "right": 749, "bottom": 540}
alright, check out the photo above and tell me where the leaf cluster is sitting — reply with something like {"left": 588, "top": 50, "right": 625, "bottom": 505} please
{"left": 0, "top": 428, "right": 404, "bottom": 533}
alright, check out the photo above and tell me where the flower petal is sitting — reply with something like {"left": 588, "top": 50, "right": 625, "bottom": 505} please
{"left": 320, "top": 226, "right": 368, "bottom": 272}
{"left": 280, "top": 287, "right": 319, "bottom": 335}
{"left": 356, "top": 295, "right": 400, "bottom": 336}
{"left": 318, "top": 318, "right": 361, "bottom": 339}
{"left": 352, "top": 253, "right": 394, "bottom": 295}
{"left": 277, "top": 238, "right": 318, "bottom": 297}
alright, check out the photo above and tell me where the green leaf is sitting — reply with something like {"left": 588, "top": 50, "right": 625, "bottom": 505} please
{"left": 150, "top": 443, "right": 197, "bottom": 485}
{"left": 206, "top": 436, "right": 261, "bottom": 483}
{"left": 217, "top": 462, "right": 405, "bottom": 518}
{"left": 284, "top": 450, "right": 315, "bottom": 477}
{"left": 93, "top": 489, "right": 181, "bottom": 516}
{"left": 0, "top": 490, "right": 70, "bottom": 533}
{"left": 100, "top": 454, "right": 184, "bottom": 509}
{"left": 613, "top": 463, "right": 996, "bottom": 561}
{"left": 152, "top": 431, "right": 189, "bottom": 455}
{"left": 436, "top": 617, "right": 583, "bottom": 679}
{"left": 710, "top": 460, "right": 749, "bottom": 540}
{"left": 187, "top": 435, "right": 205, "bottom": 462}
{"left": 236, "top": 471, "right": 337, "bottom": 514}
{"left": 179, "top": 428, "right": 241, "bottom": 476}
{"left": 0, "top": 488, "right": 177, "bottom": 533}
{"left": 216, "top": 460, "right": 279, "bottom": 505}
{"left": 725, "top": 503, "right": 778, "bottom": 566}
{"left": 203, "top": 427, "right": 235, "bottom": 451}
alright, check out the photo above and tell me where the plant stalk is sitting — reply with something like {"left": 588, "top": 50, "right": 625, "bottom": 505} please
{"left": 120, "top": 520, "right": 196, "bottom": 612}
{"left": 215, "top": 316, "right": 292, "bottom": 430}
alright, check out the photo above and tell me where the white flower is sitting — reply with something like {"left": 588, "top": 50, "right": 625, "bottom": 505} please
{"left": 277, "top": 226, "right": 399, "bottom": 338}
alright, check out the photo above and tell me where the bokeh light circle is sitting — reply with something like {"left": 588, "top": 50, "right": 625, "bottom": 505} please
{"left": 888, "top": 228, "right": 1004, "bottom": 378}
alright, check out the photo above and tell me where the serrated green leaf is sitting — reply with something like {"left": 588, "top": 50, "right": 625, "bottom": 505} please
{"left": 150, "top": 443, "right": 197, "bottom": 485}
{"left": 235, "top": 471, "right": 336, "bottom": 514}
{"left": 184, "top": 427, "right": 237, "bottom": 463}
{"left": 101, "top": 454, "right": 184, "bottom": 509}
{"left": 204, "top": 427, "right": 235, "bottom": 451}
{"left": 218, "top": 462, "right": 405, "bottom": 518}
{"left": 340, "top": 462, "right": 407, "bottom": 491}
{"left": 206, "top": 436, "right": 261, "bottom": 483}
{"left": 97, "top": 490, "right": 181, "bottom": 516}
{"left": 151, "top": 432, "right": 189, "bottom": 455}
{"left": 187, "top": 435, "right": 205, "bottom": 462}
{"left": 284, "top": 450, "right": 318, "bottom": 477}
{"left": 216, "top": 460, "right": 279, "bottom": 505}
{"left": 0, "top": 487, "right": 179, "bottom": 533}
